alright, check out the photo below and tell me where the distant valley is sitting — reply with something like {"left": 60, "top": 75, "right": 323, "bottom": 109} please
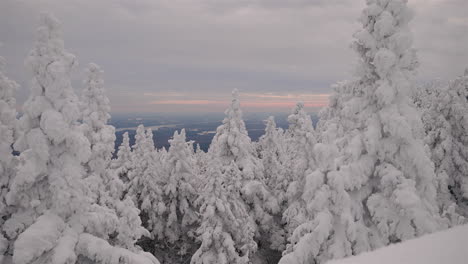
{"left": 110, "top": 112, "right": 319, "bottom": 153}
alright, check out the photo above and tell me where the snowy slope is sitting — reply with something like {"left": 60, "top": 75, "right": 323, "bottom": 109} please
{"left": 327, "top": 225, "right": 468, "bottom": 264}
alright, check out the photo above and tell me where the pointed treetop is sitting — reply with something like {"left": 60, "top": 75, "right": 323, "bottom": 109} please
{"left": 85, "top": 63, "right": 104, "bottom": 82}
{"left": 232, "top": 88, "right": 239, "bottom": 99}
{"left": 293, "top": 101, "right": 305, "bottom": 113}
{"left": 40, "top": 12, "right": 60, "bottom": 29}
{"left": 265, "top": 116, "right": 276, "bottom": 127}
{"left": 264, "top": 116, "right": 277, "bottom": 136}
{"left": 195, "top": 143, "right": 202, "bottom": 154}
{"left": 169, "top": 128, "right": 186, "bottom": 145}
{"left": 353, "top": 0, "right": 417, "bottom": 81}
{"left": 37, "top": 12, "right": 63, "bottom": 43}
{"left": 228, "top": 88, "right": 241, "bottom": 115}
{"left": 0, "top": 56, "right": 5, "bottom": 70}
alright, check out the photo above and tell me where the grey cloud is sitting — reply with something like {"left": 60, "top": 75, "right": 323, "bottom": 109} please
{"left": 1, "top": 0, "right": 466, "bottom": 113}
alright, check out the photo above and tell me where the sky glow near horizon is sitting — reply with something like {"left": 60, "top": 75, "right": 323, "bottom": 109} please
{"left": 1, "top": 0, "right": 467, "bottom": 113}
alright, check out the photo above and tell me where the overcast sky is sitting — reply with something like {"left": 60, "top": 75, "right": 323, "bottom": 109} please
{"left": 1, "top": 0, "right": 467, "bottom": 113}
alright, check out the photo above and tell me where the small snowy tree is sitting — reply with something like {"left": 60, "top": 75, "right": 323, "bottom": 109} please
{"left": 284, "top": 102, "right": 317, "bottom": 182}
{"left": 147, "top": 129, "right": 200, "bottom": 262}
{"left": 280, "top": 1, "right": 445, "bottom": 263}
{"left": 0, "top": 56, "right": 19, "bottom": 261}
{"left": 258, "top": 116, "right": 288, "bottom": 203}
{"left": 124, "top": 126, "right": 170, "bottom": 256}
{"left": 208, "top": 90, "right": 279, "bottom": 250}
{"left": 193, "top": 143, "right": 209, "bottom": 185}
{"left": 191, "top": 161, "right": 257, "bottom": 264}
{"left": 282, "top": 102, "right": 317, "bottom": 238}
{"left": 112, "top": 131, "right": 134, "bottom": 183}
{"left": 163, "top": 129, "right": 199, "bottom": 242}
{"left": 209, "top": 89, "right": 264, "bottom": 181}
{"left": 257, "top": 116, "right": 289, "bottom": 250}
{"left": 126, "top": 125, "right": 158, "bottom": 204}
{"left": 4, "top": 14, "right": 157, "bottom": 264}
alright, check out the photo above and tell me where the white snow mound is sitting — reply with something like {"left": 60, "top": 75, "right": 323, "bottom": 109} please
{"left": 327, "top": 225, "right": 468, "bottom": 264}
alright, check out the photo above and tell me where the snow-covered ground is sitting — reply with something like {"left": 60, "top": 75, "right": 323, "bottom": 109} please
{"left": 327, "top": 225, "right": 468, "bottom": 264}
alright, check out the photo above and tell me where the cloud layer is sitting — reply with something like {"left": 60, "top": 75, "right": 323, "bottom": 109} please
{"left": 1, "top": 0, "right": 466, "bottom": 113}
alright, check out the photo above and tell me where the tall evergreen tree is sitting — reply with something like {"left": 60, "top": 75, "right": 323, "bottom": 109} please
{"left": 81, "top": 63, "right": 148, "bottom": 250}
{"left": 257, "top": 116, "right": 288, "bottom": 250}
{"left": 258, "top": 116, "right": 288, "bottom": 208}
{"left": 4, "top": 14, "right": 158, "bottom": 264}
{"left": 0, "top": 56, "right": 19, "bottom": 261}
{"left": 147, "top": 129, "right": 200, "bottom": 263}
{"left": 285, "top": 102, "right": 317, "bottom": 182}
{"left": 208, "top": 90, "right": 279, "bottom": 253}
{"left": 280, "top": 1, "right": 445, "bottom": 263}
{"left": 127, "top": 125, "right": 158, "bottom": 204}
{"left": 282, "top": 102, "right": 317, "bottom": 238}
{"left": 162, "top": 129, "right": 199, "bottom": 244}
{"left": 209, "top": 89, "right": 264, "bottom": 181}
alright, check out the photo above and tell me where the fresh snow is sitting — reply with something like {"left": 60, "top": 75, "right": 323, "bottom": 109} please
{"left": 327, "top": 224, "right": 468, "bottom": 264}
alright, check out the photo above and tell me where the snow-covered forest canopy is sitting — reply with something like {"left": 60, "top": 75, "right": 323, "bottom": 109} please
{"left": 1, "top": 0, "right": 467, "bottom": 264}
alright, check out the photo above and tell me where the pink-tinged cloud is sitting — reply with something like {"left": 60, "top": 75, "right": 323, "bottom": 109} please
{"left": 151, "top": 99, "right": 329, "bottom": 110}
{"left": 151, "top": 100, "right": 228, "bottom": 105}
{"left": 145, "top": 92, "right": 330, "bottom": 112}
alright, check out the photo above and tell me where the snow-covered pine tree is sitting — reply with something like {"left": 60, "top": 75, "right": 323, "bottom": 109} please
{"left": 193, "top": 143, "right": 209, "bottom": 184}
{"left": 124, "top": 126, "right": 170, "bottom": 257}
{"left": 258, "top": 116, "right": 288, "bottom": 204}
{"left": 81, "top": 63, "right": 115, "bottom": 185}
{"left": 282, "top": 102, "right": 317, "bottom": 238}
{"left": 151, "top": 129, "right": 199, "bottom": 262}
{"left": 191, "top": 161, "right": 257, "bottom": 264}
{"left": 4, "top": 13, "right": 158, "bottom": 264}
{"left": 209, "top": 89, "right": 264, "bottom": 181}
{"left": 126, "top": 125, "right": 158, "bottom": 204}
{"left": 112, "top": 131, "right": 134, "bottom": 183}
{"left": 81, "top": 62, "right": 149, "bottom": 250}
{"left": 284, "top": 102, "right": 317, "bottom": 182}
{"left": 280, "top": 1, "right": 445, "bottom": 263}
{"left": 257, "top": 116, "right": 289, "bottom": 250}
{"left": 208, "top": 90, "right": 279, "bottom": 251}
{"left": 416, "top": 71, "right": 468, "bottom": 220}
{"left": 0, "top": 56, "right": 19, "bottom": 261}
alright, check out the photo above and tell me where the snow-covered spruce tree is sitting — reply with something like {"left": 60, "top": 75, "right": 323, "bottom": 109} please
{"left": 4, "top": 14, "right": 158, "bottom": 264}
{"left": 193, "top": 143, "right": 209, "bottom": 184}
{"left": 191, "top": 161, "right": 257, "bottom": 264}
{"left": 112, "top": 131, "right": 134, "bottom": 183}
{"left": 284, "top": 102, "right": 317, "bottom": 182}
{"left": 258, "top": 116, "right": 288, "bottom": 204}
{"left": 151, "top": 129, "right": 199, "bottom": 262}
{"left": 125, "top": 126, "right": 170, "bottom": 254}
{"left": 280, "top": 1, "right": 445, "bottom": 263}
{"left": 416, "top": 71, "right": 468, "bottom": 220}
{"left": 208, "top": 89, "right": 279, "bottom": 250}
{"left": 81, "top": 62, "right": 149, "bottom": 250}
{"left": 126, "top": 125, "right": 157, "bottom": 203}
{"left": 209, "top": 89, "right": 264, "bottom": 181}
{"left": 282, "top": 102, "right": 317, "bottom": 238}
{"left": 257, "top": 116, "right": 289, "bottom": 250}
{"left": 0, "top": 56, "right": 19, "bottom": 261}
{"left": 81, "top": 63, "right": 115, "bottom": 183}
